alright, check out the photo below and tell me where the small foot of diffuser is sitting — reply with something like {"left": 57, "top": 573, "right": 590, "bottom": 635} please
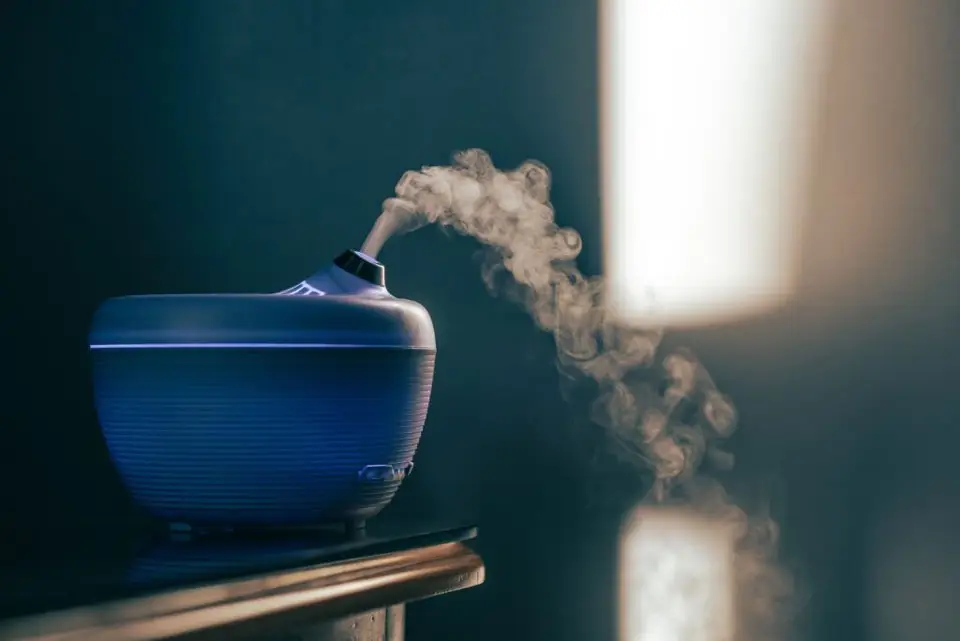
{"left": 167, "top": 522, "right": 237, "bottom": 540}
{"left": 345, "top": 520, "right": 366, "bottom": 539}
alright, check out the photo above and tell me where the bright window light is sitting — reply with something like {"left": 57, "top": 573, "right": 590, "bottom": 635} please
{"left": 620, "top": 507, "right": 737, "bottom": 641}
{"left": 600, "top": 0, "right": 830, "bottom": 327}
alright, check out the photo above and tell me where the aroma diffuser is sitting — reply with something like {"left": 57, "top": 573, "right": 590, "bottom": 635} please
{"left": 89, "top": 250, "right": 436, "bottom": 530}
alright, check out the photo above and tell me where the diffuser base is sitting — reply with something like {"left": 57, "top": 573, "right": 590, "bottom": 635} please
{"left": 165, "top": 519, "right": 369, "bottom": 541}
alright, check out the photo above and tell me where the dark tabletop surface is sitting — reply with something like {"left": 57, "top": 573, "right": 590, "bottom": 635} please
{"left": 0, "top": 519, "right": 478, "bottom": 625}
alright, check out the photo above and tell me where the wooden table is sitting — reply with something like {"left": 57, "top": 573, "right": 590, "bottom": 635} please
{"left": 0, "top": 524, "right": 484, "bottom": 641}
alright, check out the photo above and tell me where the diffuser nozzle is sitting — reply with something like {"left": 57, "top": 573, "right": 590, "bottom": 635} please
{"left": 333, "top": 249, "right": 386, "bottom": 287}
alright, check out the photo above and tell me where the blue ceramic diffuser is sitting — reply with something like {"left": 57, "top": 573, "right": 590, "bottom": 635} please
{"left": 89, "top": 250, "right": 436, "bottom": 530}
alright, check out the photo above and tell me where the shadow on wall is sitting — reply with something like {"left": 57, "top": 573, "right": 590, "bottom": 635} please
{"left": 781, "top": 1, "right": 960, "bottom": 639}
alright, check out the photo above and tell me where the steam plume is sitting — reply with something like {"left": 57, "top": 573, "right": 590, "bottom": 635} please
{"left": 362, "top": 149, "right": 797, "bottom": 640}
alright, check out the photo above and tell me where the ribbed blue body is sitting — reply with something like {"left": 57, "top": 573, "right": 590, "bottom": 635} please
{"left": 93, "top": 346, "right": 435, "bottom": 526}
